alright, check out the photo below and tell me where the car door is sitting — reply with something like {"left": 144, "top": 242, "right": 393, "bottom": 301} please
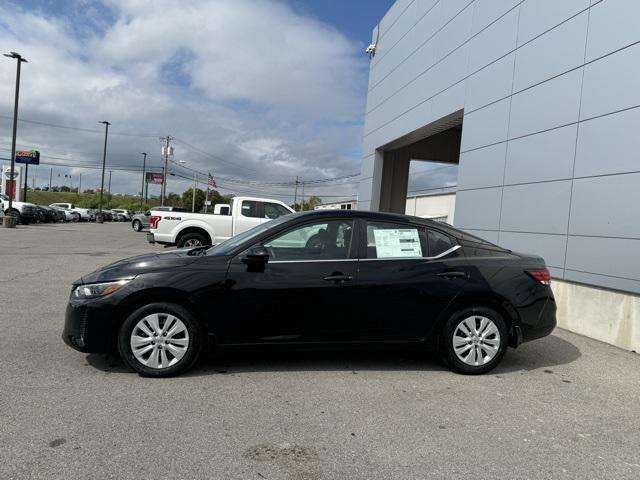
{"left": 218, "top": 218, "right": 360, "bottom": 344}
{"left": 233, "top": 200, "right": 268, "bottom": 234}
{"left": 353, "top": 219, "right": 468, "bottom": 342}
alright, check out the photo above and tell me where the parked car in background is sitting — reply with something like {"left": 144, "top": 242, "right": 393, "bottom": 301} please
{"left": 45, "top": 206, "right": 66, "bottom": 222}
{"left": 1, "top": 193, "right": 37, "bottom": 224}
{"left": 49, "top": 203, "right": 91, "bottom": 221}
{"left": 34, "top": 205, "right": 58, "bottom": 223}
{"left": 110, "top": 209, "right": 132, "bottom": 222}
{"left": 63, "top": 209, "right": 556, "bottom": 377}
{"left": 50, "top": 205, "right": 80, "bottom": 222}
{"left": 131, "top": 206, "right": 189, "bottom": 232}
{"left": 148, "top": 196, "right": 294, "bottom": 248}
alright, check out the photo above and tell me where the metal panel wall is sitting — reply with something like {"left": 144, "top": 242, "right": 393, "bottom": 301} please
{"left": 360, "top": 0, "right": 640, "bottom": 293}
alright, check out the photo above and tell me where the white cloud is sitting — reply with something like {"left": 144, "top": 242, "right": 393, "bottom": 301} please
{"left": 0, "top": 0, "right": 365, "bottom": 201}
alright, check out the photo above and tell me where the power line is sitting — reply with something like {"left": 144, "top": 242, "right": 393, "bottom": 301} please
{"left": 0, "top": 114, "right": 159, "bottom": 137}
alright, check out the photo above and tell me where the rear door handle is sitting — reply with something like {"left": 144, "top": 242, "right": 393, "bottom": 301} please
{"left": 437, "top": 271, "right": 467, "bottom": 279}
{"left": 323, "top": 274, "right": 353, "bottom": 283}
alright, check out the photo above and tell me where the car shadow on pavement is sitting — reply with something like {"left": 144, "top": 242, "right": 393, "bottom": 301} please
{"left": 86, "top": 333, "right": 580, "bottom": 377}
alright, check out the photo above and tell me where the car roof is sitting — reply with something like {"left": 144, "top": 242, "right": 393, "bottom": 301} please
{"left": 291, "top": 209, "right": 442, "bottom": 227}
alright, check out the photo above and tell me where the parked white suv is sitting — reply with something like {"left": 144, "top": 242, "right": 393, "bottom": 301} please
{"left": 148, "top": 196, "right": 294, "bottom": 248}
{"left": 110, "top": 209, "right": 132, "bottom": 222}
{"left": 50, "top": 203, "right": 91, "bottom": 221}
{"left": 1, "top": 193, "right": 37, "bottom": 224}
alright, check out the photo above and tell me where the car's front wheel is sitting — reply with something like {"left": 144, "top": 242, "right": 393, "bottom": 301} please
{"left": 441, "top": 306, "right": 508, "bottom": 375}
{"left": 118, "top": 302, "right": 203, "bottom": 377}
{"left": 132, "top": 220, "right": 142, "bottom": 232}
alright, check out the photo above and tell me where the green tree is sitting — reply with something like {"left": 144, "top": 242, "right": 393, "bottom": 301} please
{"left": 165, "top": 192, "right": 181, "bottom": 206}
{"left": 181, "top": 188, "right": 206, "bottom": 212}
{"left": 292, "top": 195, "right": 322, "bottom": 212}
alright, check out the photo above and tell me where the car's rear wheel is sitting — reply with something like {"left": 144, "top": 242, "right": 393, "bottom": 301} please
{"left": 118, "top": 302, "right": 203, "bottom": 377}
{"left": 132, "top": 220, "right": 142, "bottom": 232}
{"left": 177, "top": 232, "right": 208, "bottom": 248}
{"left": 440, "top": 306, "right": 508, "bottom": 375}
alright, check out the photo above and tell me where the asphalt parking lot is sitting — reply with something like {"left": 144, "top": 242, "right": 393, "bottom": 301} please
{"left": 1, "top": 222, "right": 639, "bottom": 480}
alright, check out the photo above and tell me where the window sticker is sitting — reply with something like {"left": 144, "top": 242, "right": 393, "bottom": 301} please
{"left": 373, "top": 229, "right": 422, "bottom": 258}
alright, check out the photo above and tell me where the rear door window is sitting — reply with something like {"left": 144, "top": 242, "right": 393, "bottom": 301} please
{"left": 364, "top": 221, "right": 428, "bottom": 259}
{"left": 241, "top": 200, "right": 261, "bottom": 218}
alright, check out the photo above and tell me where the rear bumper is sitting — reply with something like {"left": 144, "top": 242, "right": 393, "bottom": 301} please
{"left": 62, "top": 302, "right": 117, "bottom": 353}
{"left": 520, "top": 295, "right": 557, "bottom": 344}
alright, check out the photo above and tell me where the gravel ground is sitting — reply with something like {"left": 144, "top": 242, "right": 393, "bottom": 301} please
{"left": 1, "top": 222, "right": 639, "bottom": 480}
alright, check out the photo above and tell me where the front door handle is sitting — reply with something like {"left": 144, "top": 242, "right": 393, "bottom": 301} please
{"left": 436, "top": 271, "right": 467, "bottom": 279}
{"left": 323, "top": 274, "right": 353, "bottom": 283}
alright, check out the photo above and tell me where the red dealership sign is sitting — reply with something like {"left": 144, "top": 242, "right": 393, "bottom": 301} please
{"left": 145, "top": 172, "right": 164, "bottom": 185}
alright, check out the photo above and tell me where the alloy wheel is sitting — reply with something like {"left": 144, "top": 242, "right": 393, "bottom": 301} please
{"left": 183, "top": 238, "right": 203, "bottom": 247}
{"left": 130, "top": 313, "right": 190, "bottom": 369}
{"left": 452, "top": 315, "right": 501, "bottom": 367}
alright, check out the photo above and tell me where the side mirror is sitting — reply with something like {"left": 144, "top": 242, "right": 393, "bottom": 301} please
{"left": 243, "top": 246, "right": 269, "bottom": 264}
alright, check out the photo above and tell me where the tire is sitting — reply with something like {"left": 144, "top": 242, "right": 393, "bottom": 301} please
{"left": 132, "top": 220, "right": 142, "bottom": 232}
{"left": 7, "top": 209, "right": 21, "bottom": 224}
{"left": 177, "top": 232, "right": 208, "bottom": 248}
{"left": 440, "top": 306, "right": 508, "bottom": 375}
{"left": 118, "top": 302, "right": 203, "bottom": 377}
{"left": 71, "top": 213, "right": 80, "bottom": 222}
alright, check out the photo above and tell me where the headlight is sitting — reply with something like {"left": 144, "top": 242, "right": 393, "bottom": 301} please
{"left": 73, "top": 279, "right": 131, "bottom": 299}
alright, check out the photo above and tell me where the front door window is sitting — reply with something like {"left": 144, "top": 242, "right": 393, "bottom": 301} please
{"left": 264, "top": 220, "right": 354, "bottom": 261}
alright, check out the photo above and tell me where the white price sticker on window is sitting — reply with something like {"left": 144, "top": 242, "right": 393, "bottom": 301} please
{"left": 373, "top": 229, "right": 422, "bottom": 258}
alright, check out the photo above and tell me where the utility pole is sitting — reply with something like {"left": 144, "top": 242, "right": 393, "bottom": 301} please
{"left": 192, "top": 172, "right": 197, "bottom": 213}
{"left": 160, "top": 136, "right": 173, "bottom": 206}
{"left": 301, "top": 181, "right": 305, "bottom": 211}
{"left": 97, "top": 120, "right": 111, "bottom": 223}
{"left": 140, "top": 152, "right": 147, "bottom": 208}
{"left": 3, "top": 51, "right": 27, "bottom": 228}
{"left": 78, "top": 172, "right": 82, "bottom": 194}
{"left": 22, "top": 163, "right": 28, "bottom": 202}
{"left": 293, "top": 176, "right": 299, "bottom": 211}
{"left": 49, "top": 167, "right": 52, "bottom": 192}
{"left": 107, "top": 170, "right": 112, "bottom": 200}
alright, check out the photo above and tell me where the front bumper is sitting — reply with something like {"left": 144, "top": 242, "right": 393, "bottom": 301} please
{"left": 62, "top": 301, "right": 118, "bottom": 353}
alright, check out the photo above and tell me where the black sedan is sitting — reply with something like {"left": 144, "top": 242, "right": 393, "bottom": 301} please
{"left": 63, "top": 210, "right": 556, "bottom": 377}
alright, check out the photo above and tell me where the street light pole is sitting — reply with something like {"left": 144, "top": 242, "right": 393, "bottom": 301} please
{"left": 97, "top": 120, "right": 110, "bottom": 223}
{"left": 140, "top": 152, "right": 147, "bottom": 208}
{"left": 3, "top": 52, "right": 27, "bottom": 228}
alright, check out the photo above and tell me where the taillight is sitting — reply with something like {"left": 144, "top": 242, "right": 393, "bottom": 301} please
{"left": 149, "top": 215, "right": 161, "bottom": 229}
{"left": 526, "top": 268, "right": 551, "bottom": 286}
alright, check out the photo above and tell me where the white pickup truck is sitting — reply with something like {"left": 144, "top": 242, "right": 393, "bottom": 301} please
{"left": 1, "top": 193, "right": 37, "bottom": 225}
{"left": 50, "top": 202, "right": 92, "bottom": 221}
{"left": 147, "top": 196, "right": 295, "bottom": 248}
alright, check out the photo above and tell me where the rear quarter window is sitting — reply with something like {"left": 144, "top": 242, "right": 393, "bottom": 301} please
{"left": 426, "top": 229, "right": 457, "bottom": 257}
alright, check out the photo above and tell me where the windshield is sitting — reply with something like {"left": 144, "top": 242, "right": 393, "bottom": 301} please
{"left": 206, "top": 214, "right": 293, "bottom": 256}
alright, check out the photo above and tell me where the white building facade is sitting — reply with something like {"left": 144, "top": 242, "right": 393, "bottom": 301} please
{"left": 359, "top": 0, "right": 640, "bottom": 351}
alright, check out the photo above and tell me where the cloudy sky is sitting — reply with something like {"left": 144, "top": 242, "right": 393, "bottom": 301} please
{"left": 0, "top": 0, "right": 456, "bottom": 204}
